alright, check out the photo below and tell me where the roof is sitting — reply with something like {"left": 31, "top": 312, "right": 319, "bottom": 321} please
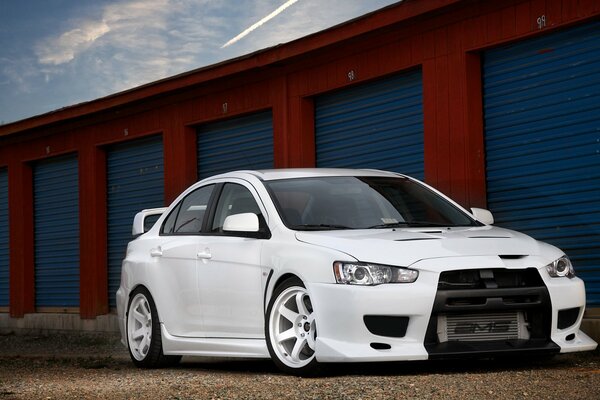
{"left": 207, "top": 168, "right": 405, "bottom": 181}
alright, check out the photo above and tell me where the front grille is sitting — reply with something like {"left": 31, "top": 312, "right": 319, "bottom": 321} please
{"left": 438, "top": 268, "right": 544, "bottom": 290}
{"left": 424, "top": 268, "right": 555, "bottom": 358}
{"left": 438, "top": 311, "right": 529, "bottom": 342}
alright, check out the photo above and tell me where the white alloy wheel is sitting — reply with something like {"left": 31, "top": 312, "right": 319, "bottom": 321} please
{"left": 268, "top": 285, "right": 317, "bottom": 370}
{"left": 126, "top": 287, "right": 181, "bottom": 368}
{"left": 127, "top": 293, "right": 153, "bottom": 361}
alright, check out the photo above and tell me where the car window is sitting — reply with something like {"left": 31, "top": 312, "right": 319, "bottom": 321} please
{"left": 162, "top": 185, "right": 214, "bottom": 234}
{"left": 211, "top": 183, "right": 261, "bottom": 233}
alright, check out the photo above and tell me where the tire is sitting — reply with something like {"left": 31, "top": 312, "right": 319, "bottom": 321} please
{"left": 126, "top": 287, "right": 181, "bottom": 368}
{"left": 265, "top": 277, "right": 321, "bottom": 376}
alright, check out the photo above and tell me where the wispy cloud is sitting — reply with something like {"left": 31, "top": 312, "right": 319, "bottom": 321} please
{"left": 35, "top": 20, "right": 110, "bottom": 65}
{"left": 222, "top": 0, "right": 299, "bottom": 48}
{"left": 28, "top": 0, "right": 227, "bottom": 94}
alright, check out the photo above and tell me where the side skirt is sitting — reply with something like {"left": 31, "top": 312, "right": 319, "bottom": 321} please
{"left": 160, "top": 324, "right": 270, "bottom": 358}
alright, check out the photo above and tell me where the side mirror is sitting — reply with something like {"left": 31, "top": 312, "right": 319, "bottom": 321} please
{"left": 223, "top": 213, "right": 259, "bottom": 233}
{"left": 132, "top": 207, "right": 167, "bottom": 236}
{"left": 471, "top": 207, "right": 494, "bottom": 225}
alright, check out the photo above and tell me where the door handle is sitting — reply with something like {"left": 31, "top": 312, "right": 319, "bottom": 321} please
{"left": 150, "top": 247, "right": 163, "bottom": 257}
{"left": 197, "top": 249, "right": 212, "bottom": 259}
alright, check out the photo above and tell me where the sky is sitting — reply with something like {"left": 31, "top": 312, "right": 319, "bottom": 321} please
{"left": 0, "top": 0, "right": 400, "bottom": 125}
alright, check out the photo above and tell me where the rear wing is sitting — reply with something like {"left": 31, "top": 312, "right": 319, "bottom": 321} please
{"left": 132, "top": 207, "right": 167, "bottom": 236}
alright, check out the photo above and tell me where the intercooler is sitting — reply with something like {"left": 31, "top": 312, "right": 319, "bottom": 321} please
{"left": 437, "top": 311, "right": 530, "bottom": 342}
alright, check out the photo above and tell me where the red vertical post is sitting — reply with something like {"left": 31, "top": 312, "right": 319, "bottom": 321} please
{"left": 271, "top": 76, "right": 288, "bottom": 169}
{"left": 287, "top": 95, "right": 315, "bottom": 168}
{"left": 79, "top": 145, "right": 108, "bottom": 318}
{"left": 422, "top": 58, "right": 438, "bottom": 188}
{"left": 163, "top": 119, "right": 197, "bottom": 205}
{"left": 464, "top": 52, "right": 487, "bottom": 208}
{"left": 9, "top": 161, "right": 34, "bottom": 317}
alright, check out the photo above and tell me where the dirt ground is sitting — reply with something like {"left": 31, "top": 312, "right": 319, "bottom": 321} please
{"left": 0, "top": 332, "right": 598, "bottom": 399}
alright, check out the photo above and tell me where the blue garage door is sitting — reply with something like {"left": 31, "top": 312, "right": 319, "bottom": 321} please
{"left": 0, "top": 168, "right": 8, "bottom": 307}
{"left": 107, "top": 135, "right": 164, "bottom": 307}
{"left": 315, "top": 70, "right": 424, "bottom": 179}
{"left": 197, "top": 111, "right": 274, "bottom": 180}
{"left": 34, "top": 155, "right": 79, "bottom": 308}
{"left": 484, "top": 21, "right": 600, "bottom": 306}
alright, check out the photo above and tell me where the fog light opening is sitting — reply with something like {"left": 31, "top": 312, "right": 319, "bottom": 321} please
{"left": 370, "top": 342, "right": 391, "bottom": 350}
{"left": 566, "top": 333, "right": 575, "bottom": 341}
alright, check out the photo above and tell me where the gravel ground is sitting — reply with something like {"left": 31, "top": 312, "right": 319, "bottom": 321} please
{"left": 0, "top": 332, "right": 598, "bottom": 399}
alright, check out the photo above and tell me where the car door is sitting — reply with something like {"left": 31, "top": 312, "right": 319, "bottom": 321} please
{"left": 197, "top": 181, "right": 269, "bottom": 338}
{"left": 153, "top": 184, "right": 215, "bottom": 337}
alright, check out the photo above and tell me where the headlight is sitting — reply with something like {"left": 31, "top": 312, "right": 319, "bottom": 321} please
{"left": 333, "top": 261, "right": 418, "bottom": 285}
{"left": 545, "top": 256, "right": 575, "bottom": 278}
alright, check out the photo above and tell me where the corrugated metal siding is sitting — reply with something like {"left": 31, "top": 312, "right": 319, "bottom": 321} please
{"left": 197, "top": 111, "right": 274, "bottom": 179}
{"left": 107, "top": 136, "right": 164, "bottom": 307}
{"left": 315, "top": 70, "right": 424, "bottom": 179}
{"left": 0, "top": 168, "right": 8, "bottom": 307}
{"left": 33, "top": 155, "right": 79, "bottom": 307}
{"left": 484, "top": 21, "right": 600, "bottom": 306}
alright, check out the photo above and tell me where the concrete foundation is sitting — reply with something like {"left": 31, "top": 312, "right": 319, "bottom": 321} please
{"left": 582, "top": 308, "right": 600, "bottom": 344}
{"left": 0, "top": 313, "right": 119, "bottom": 335}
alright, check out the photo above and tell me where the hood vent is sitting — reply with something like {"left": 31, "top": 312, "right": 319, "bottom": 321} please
{"left": 467, "top": 235, "right": 511, "bottom": 239}
{"left": 499, "top": 254, "right": 527, "bottom": 260}
{"left": 394, "top": 237, "right": 440, "bottom": 242}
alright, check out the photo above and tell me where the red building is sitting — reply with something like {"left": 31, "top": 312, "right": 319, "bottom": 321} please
{"left": 0, "top": 0, "right": 598, "bottom": 337}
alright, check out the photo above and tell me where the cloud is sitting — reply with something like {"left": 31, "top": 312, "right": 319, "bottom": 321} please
{"left": 27, "top": 0, "right": 226, "bottom": 94}
{"left": 35, "top": 20, "right": 110, "bottom": 65}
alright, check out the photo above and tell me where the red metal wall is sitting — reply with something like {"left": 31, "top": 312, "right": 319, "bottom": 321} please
{"left": 1, "top": 0, "right": 599, "bottom": 318}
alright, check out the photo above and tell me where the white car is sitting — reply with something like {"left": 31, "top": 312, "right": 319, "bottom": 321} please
{"left": 116, "top": 169, "right": 597, "bottom": 374}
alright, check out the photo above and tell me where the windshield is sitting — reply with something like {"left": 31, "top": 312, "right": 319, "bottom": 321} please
{"left": 265, "top": 176, "right": 479, "bottom": 230}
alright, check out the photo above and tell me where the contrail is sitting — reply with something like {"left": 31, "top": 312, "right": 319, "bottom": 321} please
{"left": 221, "top": 0, "right": 299, "bottom": 48}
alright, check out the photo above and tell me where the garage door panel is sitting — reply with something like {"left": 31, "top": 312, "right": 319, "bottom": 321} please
{"left": 486, "top": 92, "right": 600, "bottom": 130}
{"left": 487, "top": 129, "right": 598, "bottom": 160}
{"left": 484, "top": 24, "right": 599, "bottom": 79}
{"left": 197, "top": 111, "right": 274, "bottom": 179}
{"left": 107, "top": 135, "right": 164, "bottom": 308}
{"left": 486, "top": 113, "right": 599, "bottom": 147}
{"left": 317, "top": 97, "right": 422, "bottom": 127}
{"left": 315, "top": 70, "right": 424, "bottom": 178}
{"left": 318, "top": 112, "right": 423, "bottom": 141}
{"left": 484, "top": 21, "right": 600, "bottom": 306}
{"left": 34, "top": 155, "right": 79, "bottom": 308}
{"left": 488, "top": 162, "right": 600, "bottom": 189}
{"left": 486, "top": 56, "right": 600, "bottom": 102}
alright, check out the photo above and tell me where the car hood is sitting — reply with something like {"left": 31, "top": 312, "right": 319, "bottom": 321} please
{"left": 295, "top": 226, "right": 549, "bottom": 267}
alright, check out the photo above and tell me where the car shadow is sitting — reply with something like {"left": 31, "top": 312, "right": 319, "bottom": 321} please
{"left": 174, "top": 350, "right": 598, "bottom": 377}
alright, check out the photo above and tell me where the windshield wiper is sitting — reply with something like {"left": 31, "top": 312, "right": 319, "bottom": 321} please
{"left": 291, "top": 224, "right": 353, "bottom": 231}
{"left": 367, "top": 222, "right": 410, "bottom": 229}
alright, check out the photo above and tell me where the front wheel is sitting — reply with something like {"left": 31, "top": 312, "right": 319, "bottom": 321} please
{"left": 265, "top": 278, "right": 320, "bottom": 375}
{"left": 126, "top": 287, "right": 181, "bottom": 368}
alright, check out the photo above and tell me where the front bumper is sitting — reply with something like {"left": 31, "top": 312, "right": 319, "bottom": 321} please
{"left": 307, "top": 257, "right": 597, "bottom": 363}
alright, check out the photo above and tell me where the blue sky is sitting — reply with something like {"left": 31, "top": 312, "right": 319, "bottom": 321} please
{"left": 0, "top": 0, "right": 399, "bottom": 125}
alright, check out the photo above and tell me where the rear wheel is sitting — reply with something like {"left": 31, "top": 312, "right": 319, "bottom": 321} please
{"left": 266, "top": 278, "right": 320, "bottom": 375}
{"left": 126, "top": 287, "right": 181, "bottom": 368}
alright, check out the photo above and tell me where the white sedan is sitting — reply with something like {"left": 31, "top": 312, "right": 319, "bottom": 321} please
{"left": 116, "top": 169, "right": 596, "bottom": 375}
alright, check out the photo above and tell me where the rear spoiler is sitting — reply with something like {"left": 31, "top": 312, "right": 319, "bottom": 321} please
{"left": 132, "top": 207, "right": 167, "bottom": 236}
